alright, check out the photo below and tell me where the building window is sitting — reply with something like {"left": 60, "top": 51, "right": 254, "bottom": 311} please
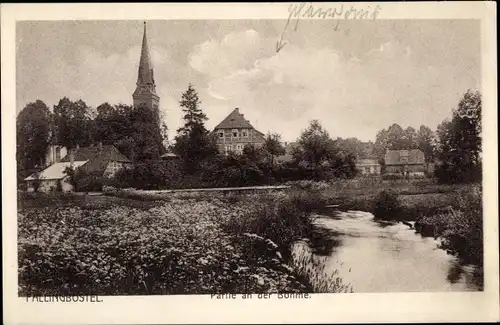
{"left": 225, "top": 145, "right": 232, "bottom": 154}
{"left": 242, "top": 130, "right": 248, "bottom": 137}
{"left": 55, "top": 147, "right": 61, "bottom": 162}
{"left": 232, "top": 129, "right": 238, "bottom": 138}
{"left": 218, "top": 131, "right": 224, "bottom": 138}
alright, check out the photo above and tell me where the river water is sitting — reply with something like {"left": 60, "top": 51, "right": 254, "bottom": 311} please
{"left": 297, "top": 210, "right": 482, "bottom": 292}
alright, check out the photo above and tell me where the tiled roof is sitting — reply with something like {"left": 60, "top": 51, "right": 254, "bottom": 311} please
{"left": 60, "top": 145, "right": 131, "bottom": 173}
{"left": 25, "top": 161, "right": 88, "bottom": 181}
{"left": 385, "top": 149, "right": 425, "bottom": 165}
{"left": 214, "top": 108, "right": 255, "bottom": 130}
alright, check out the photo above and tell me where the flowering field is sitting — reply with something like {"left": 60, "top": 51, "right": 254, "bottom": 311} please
{"left": 19, "top": 193, "right": 330, "bottom": 295}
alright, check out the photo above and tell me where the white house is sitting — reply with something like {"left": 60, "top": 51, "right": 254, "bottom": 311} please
{"left": 25, "top": 144, "right": 132, "bottom": 193}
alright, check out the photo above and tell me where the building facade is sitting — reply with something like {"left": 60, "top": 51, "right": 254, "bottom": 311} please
{"left": 356, "top": 158, "right": 381, "bottom": 176}
{"left": 384, "top": 149, "right": 426, "bottom": 176}
{"left": 132, "top": 22, "right": 160, "bottom": 118}
{"left": 213, "top": 108, "right": 266, "bottom": 155}
{"left": 25, "top": 144, "right": 132, "bottom": 192}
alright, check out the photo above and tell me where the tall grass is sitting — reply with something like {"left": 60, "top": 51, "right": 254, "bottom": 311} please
{"left": 292, "top": 243, "right": 353, "bottom": 293}
{"left": 222, "top": 189, "right": 327, "bottom": 262}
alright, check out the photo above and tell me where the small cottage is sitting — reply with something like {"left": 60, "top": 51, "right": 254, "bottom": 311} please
{"left": 384, "top": 149, "right": 426, "bottom": 176}
{"left": 25, "top": 144, "right": 132, "bottom": 192}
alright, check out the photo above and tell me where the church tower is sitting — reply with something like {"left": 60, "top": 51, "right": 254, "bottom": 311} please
{"left": 133, "top": 22, "right": 160, "bottom": 114}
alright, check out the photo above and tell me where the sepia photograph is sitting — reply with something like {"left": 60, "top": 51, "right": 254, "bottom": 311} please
{"left": 2, "top": 2, "right": 498, "bottom": 324}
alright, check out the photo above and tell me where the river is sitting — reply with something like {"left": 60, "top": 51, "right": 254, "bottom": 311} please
{"left": 296, "top": 210, "right": 483, "bottom": 292}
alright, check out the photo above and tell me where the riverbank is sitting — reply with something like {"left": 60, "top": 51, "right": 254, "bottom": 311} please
{"left": 305, "top": 179, "right": 483, "bottom": 267}
{"left": 18, "top": 189, "right": 348, "bottom": 295}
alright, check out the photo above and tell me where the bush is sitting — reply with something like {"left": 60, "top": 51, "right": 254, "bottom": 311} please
{"left": 222, "top": 189, "right": 326, "bottom": 262}
{"left": 373, "top": 189, "right": 403, "bottom": 220}
{"left": 415, "top": 184, "right": 483, "bottom": 265}
{"left": 18, "top": 196, "right": 320, "bottom": 295}
{"left": 108, "top": 160, "right": 183, "bottom": 190}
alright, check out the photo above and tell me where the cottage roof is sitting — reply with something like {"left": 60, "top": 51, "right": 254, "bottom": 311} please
{"left": 385, "top": 149, "right": 425, "bottom": 165}
{"left": 60, "top": 145, "right": 131, "bottom": 173}
{"left": 214, "top": 108, "right": 255, "bottom": 130}
{"left": 25, "top": 161, "right": 88, "bottom": 181}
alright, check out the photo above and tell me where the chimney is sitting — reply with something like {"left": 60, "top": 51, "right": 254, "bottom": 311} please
{"left": 235, "top": 107, "right": 239, "bottom": 112}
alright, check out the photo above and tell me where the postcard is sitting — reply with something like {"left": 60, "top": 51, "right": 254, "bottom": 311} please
{"left": 2, "top": 2, "right": 498, "bottom": 324}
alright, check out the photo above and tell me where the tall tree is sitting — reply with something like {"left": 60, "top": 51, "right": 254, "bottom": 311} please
{"left": 386, "top": 123, "right": 406, "bottom": 150}
{"left": 416, "top": 125, "right": 436, "bottom": 162}
{"left": 174, "top": 84, "right": 218, "bottom": 172}
{"left": 53, "top": 97, "right": 94, "bottom": 149}
{"left": 333, "top": 137, "right": 367, "bottom": 159}
{"left": 128, "top": 104, "right": 165, "bottom": 161}
{"left": 16, "top": 100, "right": 52, "bottom": 176}
{"left": 435, "top": 90, "right": 482, "bottom": 183}
{"left": 263, "top": 132, "right": 286, "bottom": 166}
{"left": 403, "top": 126, "right": 418, "bottom": 149}
{"left": 293, "top": 120, "right": 335, "bottom": 168}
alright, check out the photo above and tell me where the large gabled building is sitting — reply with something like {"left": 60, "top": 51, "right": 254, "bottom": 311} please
{"left": 213, "top": 108, "right": 265, "bottom": 155}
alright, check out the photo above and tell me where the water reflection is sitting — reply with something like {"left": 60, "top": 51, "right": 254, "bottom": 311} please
{"left": 305, "top": 210, "right": 482, "bottom": 292}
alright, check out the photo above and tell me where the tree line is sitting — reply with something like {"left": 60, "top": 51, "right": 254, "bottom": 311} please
{"left": 17, "top": 86, "right": 482, "bottom": 189}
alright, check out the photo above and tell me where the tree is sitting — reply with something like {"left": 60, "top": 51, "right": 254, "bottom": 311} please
{"left": 161, "top": 121, "right": 170, "bottom": 149}
{"left": 435, "top": 90, "right": 482, "bottom": 183}
{"left": 416, "top": 125, "right": 436, "bottom": 162}
{"left": 403, "top": 126, "right": 418, "bottom": 149}
{"left": 53, "top": 97, "right": 94, "bottom": 149}
{"left": 293, "top": 120, "right": 335, "bottom": 169}
{"left": 128, "top": 104, "right": 164, "bottom": 161}
{"left": 94, "top": 102, "right": 133, "bottom": 145}
{"left": 333, "top": 137, "right": 367, "bottom": 159}
{"left": 386, "top": 123, "right": 406, "bottom": 150}
{"left": 16, "top": 100, "right": 52, "bottom": 177}
{"left": 263, "top": 132, "right": 286, "bottom": 166}
{"left": 173, "top": 84, "right": 218, "bottom": 172}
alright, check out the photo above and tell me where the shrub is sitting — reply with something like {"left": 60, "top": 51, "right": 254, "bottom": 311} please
{"left": 108, "top": 160, "right": 183, "bottom": 190}
{"left": 18, "top": 198, "right": 318, "bottom": 295}
{"left": 373, "top": 189, "right": 403, "bottom": 220}
{"left": 415, "top": 184, "right": 483, "bottom": 265}
{"left": 222, "top": 189, "right": 326, "bottom": 262}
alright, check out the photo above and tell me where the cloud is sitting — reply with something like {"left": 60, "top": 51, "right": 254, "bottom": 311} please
{"left": 189, "top": 29, "right": 475, "bottom": 142}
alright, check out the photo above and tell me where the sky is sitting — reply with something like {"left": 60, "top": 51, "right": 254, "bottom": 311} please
{"left": 16, "top": 19, "right": 480, "bottom": 142}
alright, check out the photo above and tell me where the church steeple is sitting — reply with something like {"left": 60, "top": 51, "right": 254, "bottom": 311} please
{"left": 133, "top": 21, "right": 159, "bottom": 112}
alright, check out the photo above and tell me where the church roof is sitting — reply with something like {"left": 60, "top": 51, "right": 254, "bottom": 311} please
{"left": 135, "top": 22, "right": 156, "bottom": 94}
{"left": 214, "top": 108, "right": 256, "bottom": 130}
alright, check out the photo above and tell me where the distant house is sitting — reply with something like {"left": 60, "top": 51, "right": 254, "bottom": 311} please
{"left": 384, "top": 149, "right": 426, "bottom": 176}
{"left": 213, "top": 108, "right": 265, "bottom": 155}
{"left": 356, "top": 158, "right": 381, "bottom": 176}
{"left": 25, "top": 144, "right": 132, "bottom": 192}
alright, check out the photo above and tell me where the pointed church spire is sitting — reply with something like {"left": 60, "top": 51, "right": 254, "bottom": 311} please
{"left": 137, "top": 21, "right": 155, "bottom": 87}
{"left": 133, "top": 21, "right": 159, "bottom": 112}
